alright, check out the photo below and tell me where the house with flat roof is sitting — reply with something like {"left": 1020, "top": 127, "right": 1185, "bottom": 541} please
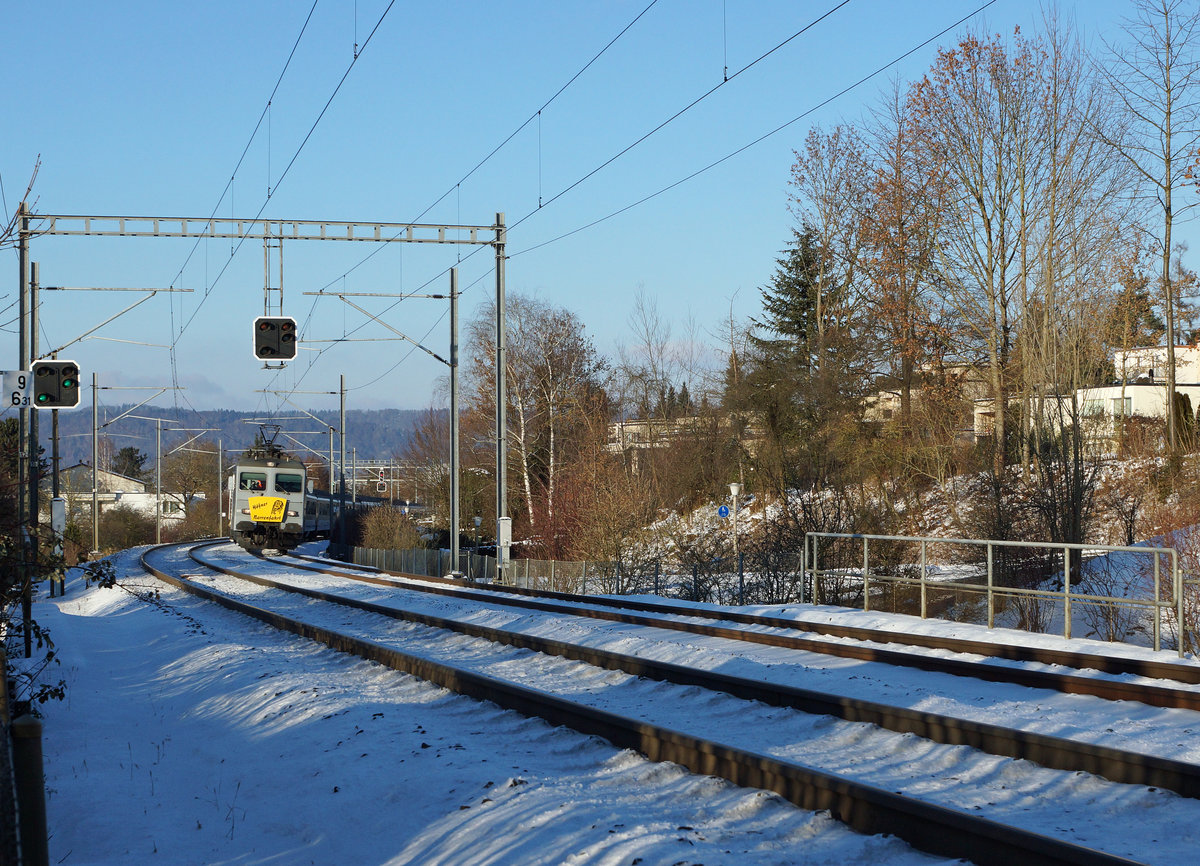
{"left": 40, "top": 462, "right": 198, "bottom": 524}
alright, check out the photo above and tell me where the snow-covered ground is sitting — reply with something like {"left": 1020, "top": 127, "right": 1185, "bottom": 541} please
{"left": 21, "top": 543, "right": 1200, "bottom": 864}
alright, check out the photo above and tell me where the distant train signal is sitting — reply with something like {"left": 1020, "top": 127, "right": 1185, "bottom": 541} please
{"left": 32, "top": 360, "right": 80, "bottom": 408}
{"left": 253, "top": 316, "right": 298, "bottom": 361}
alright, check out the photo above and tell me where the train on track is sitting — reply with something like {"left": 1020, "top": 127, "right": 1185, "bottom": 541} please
{"left": 228, "top": 427, "right": 332, "bottom": 553}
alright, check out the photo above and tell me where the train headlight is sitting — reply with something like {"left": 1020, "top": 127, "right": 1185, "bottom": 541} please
{"left": 287, "top": 510, "right": 299, "bottom": 517}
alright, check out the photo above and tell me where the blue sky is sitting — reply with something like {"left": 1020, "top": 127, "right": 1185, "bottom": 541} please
{"left": 0, "top": 0, "right": 1151, "bottom": 419}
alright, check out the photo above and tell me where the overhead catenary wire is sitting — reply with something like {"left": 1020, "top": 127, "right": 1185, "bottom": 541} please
{"left": 299, "top": 0, "right": 838, "bottom": 307}
{"left": 275, "top": 0, "right": 846, "bottom": 413}
{"left": 298, "top": 0, "right": 856, "bottom": 329}
{"left": 291, "top": 0, "right": 663, "bottom": 309}
{"left": 268, "top": 1, "right": 663, "bottom": 413}
{"left": 323, "top": 0, "right": 995, "bottom": 375}
{"left": 176, "top": 0, "right": 397, "bottom": 343}
{"left": 166, "top": 0, "right": 320, "bottom": 293}
{"left": 182, "top": 0, "right": 992, "bottom": 426}
{"left": 511, "top": 0, "right": 1000, "bottom": 258}
{"left": 166, "top": 0, "right": 397, "bottom": 424}
{"left": 513, "top": 0, "right": 854, "bottom": 229}
{"left": 165, "top": 0, "right": 321, "bottom": 415}
{"left": 166, "top": 0, "right": 324, "bottom": 290}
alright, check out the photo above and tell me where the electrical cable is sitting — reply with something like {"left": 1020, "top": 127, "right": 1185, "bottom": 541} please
{"left": 174, "top": 0, "right": 395, "bottom": 345}
{"left": 266, "top": 0, "right": 664, "bottom": 413}
{"left": 167, "top": 0, "right": 396, "bottom": 425}
{"left": 290, "top": 0, "right": 851, "bottom": 359}
{"left": 289, "top": 0, "right": 661, "bottom": 313}
{"left": 292, "top": 0, "right": 858, "bottom": 391}
{"left": 512, "top": 0, "right": 853, "bottom": 228}
{"left": 164, "top": 0, "right": 321, "bottom": 417}
{"left": 167, "top": 0, "right": 320, "bottom": 293}
{"left": 509, "top": 0, "right": 999, "bottom": 257}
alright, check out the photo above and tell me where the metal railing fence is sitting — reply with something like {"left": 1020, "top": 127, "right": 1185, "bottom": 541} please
{"left": 346, "top": 546, "right": 622, "bottom": 593}
{"left": 340, "top": 534, "right": 1191, "bottom": 656}
{"left": 804, "top": 532, "right": 1185, "bottom": 656}
{"left": 343, "top": 546, "right": 758, "bottom": 599}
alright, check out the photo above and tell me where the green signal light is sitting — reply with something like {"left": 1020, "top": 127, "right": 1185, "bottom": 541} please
{"left": 30, "top": 360, "right": 81, "bottom": 409}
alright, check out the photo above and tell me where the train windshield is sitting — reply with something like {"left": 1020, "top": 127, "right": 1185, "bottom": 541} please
{"left": 239, "top": 472, "right": 267, "bottom": 491}
{"left": 274, "top": 473, "right": 304, "bottom": 493}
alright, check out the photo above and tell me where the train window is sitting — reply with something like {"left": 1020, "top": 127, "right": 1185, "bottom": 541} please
{"left": 240, "top": 472, "right": 267, "bottom": 491}
{"left": 275, "top": 473, "right": 304, "bottom": 493}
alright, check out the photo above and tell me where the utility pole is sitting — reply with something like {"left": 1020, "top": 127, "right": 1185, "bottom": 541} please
{"left": 52, "top": 391, "right": 60, "bottom": 597}
{"left": 495, "top": 212, "right": 507, "bottom": 583}
{"left": 29, "top": 262, "right": 40, "bottom": 548}
{"left": 339, "top": 374, "right": 347, "bottom": 556}
{"left": 155, "top": 419, "right": 162, "bottom": 544}
{"left": 17, "top": 205, "right": 30, "bottom": 655}
{"left": 25, "top": 262, "right": 40, "bottom": 652}
{"left": 92, "top": 373, "right": 99, "bottom": 552}
{"left": 218, "top": 438, "right": 224, "bottom": 538}
{"left": 51, "top": 408, "right": 60, "bottom": 501}
{"left": 448, "top": 269, "right": 461, "bottom": 576}
{"left": 730, "top": 482, "right": 742, "bottom": 604}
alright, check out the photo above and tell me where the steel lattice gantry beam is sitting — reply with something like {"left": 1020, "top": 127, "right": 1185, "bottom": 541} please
{"left": 26, "top": 213, "right": 498, "bottom": 245}
{"left": 21, "top": 207, "right": 511, "bottom": 582}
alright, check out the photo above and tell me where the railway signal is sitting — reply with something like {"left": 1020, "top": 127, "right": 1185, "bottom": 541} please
{"left": 253, "top": 316, "right": 298, "bottom": 360}
{"left": 31, "top": 360, "right": 80, "bottom": 408}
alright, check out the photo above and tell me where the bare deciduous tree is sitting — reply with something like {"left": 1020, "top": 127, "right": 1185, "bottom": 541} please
{"left": 1100, "top": 0, "right": 1200, "bottom": 455}
{"left": 465, "top": 294, "right": 608, "bottom": 555}
{"left": 862, "top": 79, "right": 948, "bottom": 434}
{"left": 910, "top": 30, "right": 1040, "bottom": 480}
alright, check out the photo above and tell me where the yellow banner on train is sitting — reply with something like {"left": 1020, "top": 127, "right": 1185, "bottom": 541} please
{"left": 248, "top": 496, "right": 288, "bottom": 523}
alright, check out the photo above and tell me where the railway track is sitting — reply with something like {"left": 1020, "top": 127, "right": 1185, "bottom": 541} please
{"left": 275, "top": 549, "right": 1200, "bottom": 710}
{"left": 140, "top": 540, "right": 1200, "bottom": 866}
{"left": 207, "top": 547, "right": 1200, "bottom": 801}
{"left": 289, "top": 550, "right": 1200, "bottom": 685}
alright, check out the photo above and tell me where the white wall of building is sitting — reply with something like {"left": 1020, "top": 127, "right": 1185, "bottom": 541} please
{"left": 1115, "top": 345, "right": 1200, "bottom": 385}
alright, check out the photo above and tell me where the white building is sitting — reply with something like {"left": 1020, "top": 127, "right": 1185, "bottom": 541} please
{"left": 1074, "top": 345, "right": 1200, "bottom": 426}
{"left": 40, "top": 462, "right": 198, "bottom": 524}
{"left": 970, "top": 345, "right": 1200, "bottom": 447}
{"left": 1113, "top": 344, "right": 1200, "bottom": 385}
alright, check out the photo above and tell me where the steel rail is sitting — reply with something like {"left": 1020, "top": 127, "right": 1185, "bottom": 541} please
{"left": 274, "top": 551, "right": 1200, "bottom": 710}
{"left": 188, "top": 545, "right": 1200, "bottom": 800}
{"left": 140, "top": 542, "right": 1144, "bottom": 866}
{"left": 291, "top": 551, "right": 1200, "bottom": 684}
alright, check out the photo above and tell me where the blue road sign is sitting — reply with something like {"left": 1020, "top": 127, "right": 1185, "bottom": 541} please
{"left": 717, "top": 504, "right": 730, "bottom": 518}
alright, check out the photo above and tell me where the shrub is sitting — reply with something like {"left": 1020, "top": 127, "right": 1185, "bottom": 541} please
{"left": 358, "top": 506, "right": 424, "bottom": 549}
{"left": 98, "top": 505, "right": 156, "bottom": 551}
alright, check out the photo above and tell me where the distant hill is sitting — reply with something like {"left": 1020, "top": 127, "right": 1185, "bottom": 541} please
{"left": 41, "top": 406, "right": 436, "bottom": 466}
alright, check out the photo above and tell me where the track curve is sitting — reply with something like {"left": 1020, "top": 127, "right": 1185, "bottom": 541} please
{"left": 136, "top": 541, "right": 1184, "bottom": 865}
